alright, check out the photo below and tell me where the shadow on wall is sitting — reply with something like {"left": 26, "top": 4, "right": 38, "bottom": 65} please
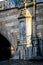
{"left": 39, "top": 38, "right": 43, "bottom": 57}
{"left": 0, "top": 33, "right": 13, "bottom": 61}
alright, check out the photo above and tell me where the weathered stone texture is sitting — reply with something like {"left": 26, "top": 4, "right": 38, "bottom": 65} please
{"left": 0, "top": 8, "right": 19, "bottom": 51}
{"left": 0, "top": 1, "right": 43, "bottom": 59}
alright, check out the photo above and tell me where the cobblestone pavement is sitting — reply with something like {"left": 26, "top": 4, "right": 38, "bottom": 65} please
{"left": 0, "top": 59, "right": 43, "bottom": 65}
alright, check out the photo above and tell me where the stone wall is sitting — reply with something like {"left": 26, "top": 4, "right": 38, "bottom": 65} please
{"left": 0, "top": 8, "right": 19, "bottom": 50}
{"left": 0, "top": 2, "right": 43, "bottom": 59}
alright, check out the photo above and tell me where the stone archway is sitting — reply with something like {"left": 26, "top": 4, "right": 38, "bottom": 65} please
{"left": 0, "top": 24, "right": 16, "bottom": 49}
{"left": 0, "top": 33, "right": 11, "bottom": 48}
{"left": 0, "top": 32, "right": 15, "bottom": 61}
{"left": 0, "top": 33, "right": 11, "bottom": 60}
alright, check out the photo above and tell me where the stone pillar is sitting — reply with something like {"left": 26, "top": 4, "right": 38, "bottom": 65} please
{"left": 26, "top": 11, "right": 32, "bottom": 58}
{"left": 18, "top": 7, "right": 32, "bottom": 59}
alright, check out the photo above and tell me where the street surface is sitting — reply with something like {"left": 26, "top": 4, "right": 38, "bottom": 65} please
{"left": 0, "top": 59, "right": 43, "bottom": 65}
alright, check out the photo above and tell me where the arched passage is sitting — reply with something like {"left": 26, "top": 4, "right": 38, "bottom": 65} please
{"left": 0, "top": 33, "right": 14, "bottom": 61}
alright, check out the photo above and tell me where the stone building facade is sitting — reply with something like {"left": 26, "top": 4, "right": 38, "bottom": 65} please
{"left": 0, "top": 0, "right": 43, "bottom": 59}
{"left": 0, "top": 0, "right": 14, "bottom": 10}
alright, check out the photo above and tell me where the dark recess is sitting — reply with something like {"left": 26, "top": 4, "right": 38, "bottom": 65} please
{"left": 0, "top": 33, "right": 12, "bottom": 61}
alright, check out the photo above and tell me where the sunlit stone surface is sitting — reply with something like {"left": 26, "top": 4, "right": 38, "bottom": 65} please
{"left": 0, "top": 0, "right": 43, "bottom": 60}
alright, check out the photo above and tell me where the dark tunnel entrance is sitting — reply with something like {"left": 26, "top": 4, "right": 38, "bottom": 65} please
{"left": 0, "top": 33, "right": 14, "bottom": 61}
